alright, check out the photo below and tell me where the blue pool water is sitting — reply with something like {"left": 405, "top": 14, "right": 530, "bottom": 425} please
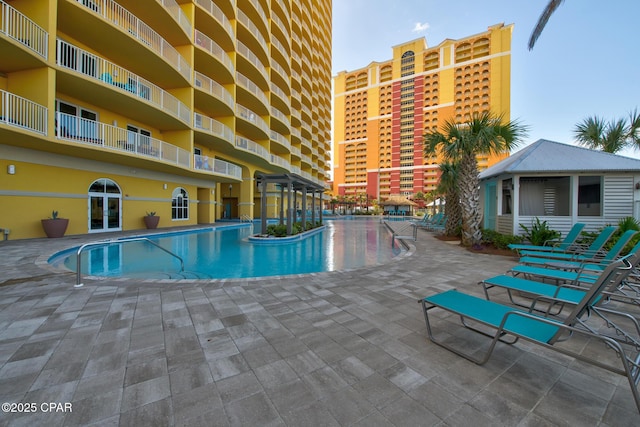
{"left": 50, "top": 218, "right": 404, "bottom": 279}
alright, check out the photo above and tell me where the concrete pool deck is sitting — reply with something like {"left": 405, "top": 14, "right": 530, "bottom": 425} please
{"left": 0, "top": 222, "right": 638, "bottom": 426}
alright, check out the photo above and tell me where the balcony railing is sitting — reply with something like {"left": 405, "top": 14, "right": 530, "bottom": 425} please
{"left": 75, "top": 0, "right": 191, "bottom": 82}
{"left": 57, "top": 39, "right": 191, "bottom": 125}
{"left": 194, "top": 71, "right": 234, "bottom": 109}
{"left": 194, "top": 153, "right": 242, "bottom": 180}
{"left": 270, "top": 130, "right": 290, "bottom": 150}
{"left": 236, "top": 72, "right": 269, "bottom": 108}
{"left": 193, "top": 113, "right": 234, "bottom": 144}
{"left": 271, "top": 106, "right": 290, "bottom": 128}
{"left": 56, "top": 112, "right": 191, "bottom": 167}
{"left": 237, "top": 41, "right": 267, "bottom": 76}
{"left": 236, "top": 136, "right": 270, "bottom": 163}
{"left": 270, "top": 154, "right": 290, "bottom": 170}
{"left": 236, "top": 10, "right": 267, "bottom": 54}
{"left": 0, "top": 0, "right": 48, "bottom": 58}
{"left": 0, "top": 89, "right": 47, "bottom": 134}
{"left": 194, "top": 29, "right": 234, "bottom": 75}
{"left": 236, "top": 104, "right": 269, "bottom": 135}
{"left": 157, "top": 0, "right": 192, "bottom": 37}
{"left": 194, "top": 0, "right": 233, "bottom": 40}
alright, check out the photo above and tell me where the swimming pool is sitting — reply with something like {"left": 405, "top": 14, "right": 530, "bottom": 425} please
{"left": 50, "top": 218, "right": 405, "bottom": 280}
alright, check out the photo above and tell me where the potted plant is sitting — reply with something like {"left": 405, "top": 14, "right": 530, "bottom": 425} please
{"left": 144, "top": 211, "right": 160, "bottom": 229}
{"left": 41, "top": 210, "right": 69, "bottom": 238}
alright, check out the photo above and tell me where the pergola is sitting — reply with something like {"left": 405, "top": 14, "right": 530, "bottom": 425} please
{"left": 256, "top": 173, "right": 326, "bottom": 235}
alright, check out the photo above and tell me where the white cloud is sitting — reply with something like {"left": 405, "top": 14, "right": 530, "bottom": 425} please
{"left": 412, "top": 22, "right": 430, "bottom": 33}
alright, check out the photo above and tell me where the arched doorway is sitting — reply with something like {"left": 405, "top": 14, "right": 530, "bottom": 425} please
{"left": 88, "top": 178, "right": 122, "bottom": 232}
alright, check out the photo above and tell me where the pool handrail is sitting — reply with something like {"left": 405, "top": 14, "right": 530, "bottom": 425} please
{"left": 75, "top": 237, "right": 185, "bottom": 287}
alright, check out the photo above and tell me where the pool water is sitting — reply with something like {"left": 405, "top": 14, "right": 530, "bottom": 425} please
{"left": 52, "top": 218, "right": 404, "bottom": 279}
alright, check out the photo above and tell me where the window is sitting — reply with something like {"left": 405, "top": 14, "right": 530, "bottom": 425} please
{"left": 501, "top": 179, "right": 512, "bottom": 214}
{"left": 519, "top": 177, "right": 570, "bottom": 216}
{"left": 172, "top": 188, "right": 189, "bottom": 220}
{"left": 56, "top": 101, "right": 98, "bottom": 141}
{"left": 578, "top": 176, "right": 602, "bottom": 216}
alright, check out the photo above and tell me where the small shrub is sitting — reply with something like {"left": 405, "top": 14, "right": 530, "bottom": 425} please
{"left": 481, "top": 229, "right": 523, "bottom": 250}
{"left": 519, "top": 218, "right": 560, "bottom": 246}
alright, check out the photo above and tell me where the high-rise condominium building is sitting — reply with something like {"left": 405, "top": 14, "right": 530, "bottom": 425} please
{"left": 0, "top": 0, "right": 331, "bottom": 239}
{"left": 332, "top": 23, "right": 512, "bottom": 202}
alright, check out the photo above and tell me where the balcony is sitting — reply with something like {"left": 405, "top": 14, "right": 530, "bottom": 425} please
{"left": 236, "top": 104, "right": 269, "bottom": 138}
{"left": 0, "top": 89, "right": 47, "bottom": 135}
{"left": 56, "top": 112, "right": 191, "bottom": 168}
{"left": 236, "top": 72, "right": 269, "bottom": 113}
{"left": 63, "top": 0, "right": 191, "bottom": 85}
{"left": 0, "top": 0, "right": 48, "bottom": 72}
{"left": 115, "top": 0, "right": 192, "bottom": 44}
{"left": 236, "top": 9, "right": 268, "bottom": 60}
{"left": 270, "top": 130, "right": 291, "bottom": 152}
{"left": 56, "top": 39, "right": 191, "bottom": 127}
{"left": 194, "top": 0, "right": 234, "bottom": 49}
{"left": 236, "top": 40, "right": 268, "bottom": 89}
{"left": 194, "top": 71, "right": 234, "bottom": 114}
{"left": 194, "top": 113, "right": 234, "bottom": 146}
{"left": 236, "top": 135, "right": 270, "bottom": 164}
{"left": 194, "top": 30, "right": 234, "bottom": 82}
{"left": 193, "top": 153, "right": 242, "bottom": 180}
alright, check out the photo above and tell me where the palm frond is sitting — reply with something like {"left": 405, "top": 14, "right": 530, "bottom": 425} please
{"left": 528, "top": 0, "right": 566, "bottom": 50}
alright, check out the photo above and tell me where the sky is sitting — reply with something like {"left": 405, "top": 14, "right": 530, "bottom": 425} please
{"left": 331, "top": 0, "right": 640, "bottom": 159}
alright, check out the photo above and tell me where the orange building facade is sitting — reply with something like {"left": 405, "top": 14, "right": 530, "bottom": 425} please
{"left": 332, "top": 23, "right": 513, "bottom": 202}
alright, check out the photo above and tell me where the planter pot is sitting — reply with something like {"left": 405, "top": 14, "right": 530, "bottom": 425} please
{"left": 144, "top": 216, "right": 160, "bottom": 229}
{"left": 41, "top": 218, "right": 69, "bottom": 238}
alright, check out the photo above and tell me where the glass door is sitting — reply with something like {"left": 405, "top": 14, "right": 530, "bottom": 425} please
{"left": 88, "top": 179, "right": 122, "bottom": 232}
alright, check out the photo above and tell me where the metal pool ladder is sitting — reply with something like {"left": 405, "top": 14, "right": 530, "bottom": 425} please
{"left": 75, "top": 237, "right": 185, "bottom": 287}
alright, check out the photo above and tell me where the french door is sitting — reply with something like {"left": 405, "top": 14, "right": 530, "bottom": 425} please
{"left": 88, "top": 179, "right": 122, "bottom": 232}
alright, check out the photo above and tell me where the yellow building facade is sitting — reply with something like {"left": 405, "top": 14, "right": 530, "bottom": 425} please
{"left": 0, "top": 0, "right": 331, "bottom": 240}
{"left": 332, "top": 23, "right": 512, "bottom": 202}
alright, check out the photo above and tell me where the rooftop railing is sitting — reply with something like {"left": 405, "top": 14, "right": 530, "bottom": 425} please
{"left": 57, "top": 39, "right": 191, "bottom": 125}
{"left": 56, "top": 112, "right": 191, "bottom": 168}
{"left": 75, "top": 0, "right": 191, "bottom": 82}
{"left": 0, "top": 89, "right": 47, "bottom": 134}
{"left": 0, "top": 0, "right": 48, "bottom": 58}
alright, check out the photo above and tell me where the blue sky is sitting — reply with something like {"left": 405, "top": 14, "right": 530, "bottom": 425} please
{"left": 332, "top": 0, "right": 640, "bottom": 158}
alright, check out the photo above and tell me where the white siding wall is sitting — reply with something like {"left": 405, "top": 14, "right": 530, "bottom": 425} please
{"left": 603, "top": 175, "right": 634, "bottom": 218}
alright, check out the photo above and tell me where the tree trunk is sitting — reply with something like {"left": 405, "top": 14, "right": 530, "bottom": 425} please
{"left": 458, "top": 153, "right": 482, "bottom": 247}
{"left": 443, "top": 190, "right": 461, "bottom": 237}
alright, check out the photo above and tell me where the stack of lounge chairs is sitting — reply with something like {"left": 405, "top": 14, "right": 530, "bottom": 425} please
{"left": 418, "top": 225, "right": 640, "bottom": 413}
{"left": 412, "top": 212, "right": 447, "bottom": 232}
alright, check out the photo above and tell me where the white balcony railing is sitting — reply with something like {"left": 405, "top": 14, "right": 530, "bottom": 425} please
{"left": 194, "top": 0, "right": 233, "bottom": 39}
{"left": 56, "top": 112, "right": 191, "bottom": 167}
{"left": 193, "top": 113, "right": 234, "bottom": 144}
{"left": 270, "top": 154, "right": 291, "bottom": 170}
{"left": 236, "top": 104, "right": 269, "bottom": 135}
{"left": 237, "top": 41, "right": 267, "bottom": 76}
{"left": 236, "top": 73, "right": 269, "bottom": 108}
{"left": 236, "top": 10, "right": 267, "bottom": 53}
{"left": 270, "top": 130, "right": 290, "bottom": 150}
{"left": 75, "top": 0, "right": 191, "bottom": 82}
{"left": 271, "top": 106, "right": 290, "bottom": 128}
{"left": 0, "top": 0, "right": 48, "bottom": 58}
{"left": 235, "top": 136, "right": 270, "bottom": 163}
{"left": 193, "top": 153, "right": 242, "bottom": 180}
{"left": 194, "top": 71, "right": 234, "bottom": 109}
{"left": 157, "top": 0, "right": 192, "bottom": 37}
{"left": 194, "top": 29, "right": 234, "bottom": 75}
{"left": 0, "top": 89, "right": 47, "bottom": 134}
{"left": 57, "top": 39, "right": 191, "bottom": 125}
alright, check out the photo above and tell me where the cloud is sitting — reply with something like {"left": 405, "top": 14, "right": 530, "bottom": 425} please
{"left": 412, "top": 22, "right": 430, "bottom": 33}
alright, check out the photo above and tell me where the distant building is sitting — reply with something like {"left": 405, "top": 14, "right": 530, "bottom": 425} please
{"left": 0, "top": 0, "right": 332, "bottom": 239}
{"left": 332, "top": 23, "right": 513, "bottom": 202}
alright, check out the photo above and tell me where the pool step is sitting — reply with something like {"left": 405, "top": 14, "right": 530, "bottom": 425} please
{"left": 144, "top": 270, "right": 211, "bottom": 280}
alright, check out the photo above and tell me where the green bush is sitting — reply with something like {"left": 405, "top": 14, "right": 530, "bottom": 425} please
{"left": 519, "top": 218, "right": 560, "bottom": 246}
{"left": 481, "top": 229, "right": 523, "bottom": 250}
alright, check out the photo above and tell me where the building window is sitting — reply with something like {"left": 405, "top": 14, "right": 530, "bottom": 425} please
{"left": 578, "top": 176, "right": 602, "bottom": 216}
{"left": 501, "top": 179, "right": 512, "bottom": 214}
{"left": 519, "top": 177, "right": 570, "bottom": 216}
{"left": 172, "top": 187, "right": 189, "bottom": 220}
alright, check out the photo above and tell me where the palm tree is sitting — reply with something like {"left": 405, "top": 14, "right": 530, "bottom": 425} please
{"left": 424, "top": 112, "right": 528, "bottom": 247}
{"left": 528, "top": 0, "right": 565, "bottom": 50}
{"left": 573, "top": 110, "right": 640, "bottom": 153}
{"left": 437, "top": 161, "right": 461, "bottom": 237}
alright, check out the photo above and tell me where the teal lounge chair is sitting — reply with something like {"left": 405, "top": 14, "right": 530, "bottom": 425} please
{"left": 419, "top": 257, "right": 640, "bottom": 413}
{"left": 508, "top": 222, "right": 586, "bottom": 254}
{"left": 518, "top": 225, "right": 618, "bottom": 260}
{"left": 519, "top": 229, "right": 637, "bottom": 269}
